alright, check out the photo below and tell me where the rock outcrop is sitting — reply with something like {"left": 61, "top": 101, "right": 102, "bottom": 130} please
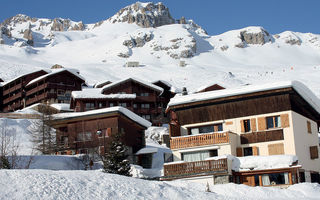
{"left": 109, "top": 2, "right": 175, "bottom": 28}
{"left": 239, "top": 27, "right": 271, "bottom": 45}
{"left": 23, "top": 28, "right": 34, "bottom": 46}
{"left": 51, "top": 18, "right": 84, "bottom": 31}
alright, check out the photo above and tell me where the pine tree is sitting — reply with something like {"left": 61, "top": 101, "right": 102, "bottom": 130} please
{"left": 0, "top": 156, "right": 10, "bottom": 169}
{"left": 103, "top": 131, "right": 131, "bottom": 176}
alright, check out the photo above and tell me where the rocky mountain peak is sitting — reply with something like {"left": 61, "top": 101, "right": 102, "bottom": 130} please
{"left": 108, "top": 2, "right": 175, "bottom": 28}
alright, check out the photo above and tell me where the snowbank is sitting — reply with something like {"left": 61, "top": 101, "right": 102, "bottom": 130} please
{"left": 0, "top": 169, "right": 319, "bottom": 200}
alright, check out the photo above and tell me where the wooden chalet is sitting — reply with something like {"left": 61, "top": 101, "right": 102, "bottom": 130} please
{"left": 1, "top": 69, "right": 49, "bottom": 112}
{"left": 70, "top": 78, "right": 173, "bottom": 125}
{"left": 51, "top": 106, "right": 151, "bottom": 162}
{"left": 24, "top": 68, "right": 85, "bottom": 107}
{"left": 163, "top": 81, "right": 320, "bottom": 186}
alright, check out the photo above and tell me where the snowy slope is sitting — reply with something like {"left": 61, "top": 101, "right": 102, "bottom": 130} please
{"left": 0, "top": 169, "right": 319, "bottom": 200}
{"left": 0, "top": 2, "right": 320, "bottom": 96}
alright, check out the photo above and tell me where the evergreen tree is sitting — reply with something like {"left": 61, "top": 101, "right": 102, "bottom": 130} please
{"left": 0, "top": 156, "right": 10, "bottom": 169}
{"left": 103, "top": 131, "right": 131, "bottom": 176}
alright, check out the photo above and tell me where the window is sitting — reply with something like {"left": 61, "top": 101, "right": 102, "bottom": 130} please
{"left": 57, "top": 89, "right": 65, "bottom": 95}
{"left": 98, "top": 103, "right": 103, "bottom": 108}
{"left": 141, "top": 114, "right": 151, "bottom": 120}
{"left": 85, "top": 103, "right": 95, "bottom": 110}
{"left": 310, "top": 146, "right": 319, "bottom": 159}
{"left": 119, "top": 103, "right": 127, "bottom": 107}
{"left": 141, "top": 104, "right": 150, "bottom": 109}
{"left": 244, "top": 119, "right": 251, "bottom": 132}
{"left": 243, "top": 147, "right": 253, "bottom": 156}
{"left": 261, "top": 173, "right": 289, "bottom": 186}
{"left": 190, "top": 124, "right": 222, "bottom": 135}
{"left": 140, "top": 92, "right": 149, "bottom": 96}
{"left": 133, "top": 104, "right": 137, "bottom": 108}
{"left": 307, "top": 121, "right": 312, "bottom": 134}
{"left": 109, "top": 103, "right": 114, "bottom": 107}
{"left": 266, "top": 116, "right": 281, "bottom": 129}
{"left": 118, "top": 92, "right": 126, "bottom": 94}
{"left": 182, "top": 150, "right": 218, "bottom": 162}
{"left": 77, "top": 132, "right": 92, "bottom": 141}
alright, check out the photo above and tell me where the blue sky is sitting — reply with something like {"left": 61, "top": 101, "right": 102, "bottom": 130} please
{"left": 1, "top": 0, "right": 319, "bottom": 35}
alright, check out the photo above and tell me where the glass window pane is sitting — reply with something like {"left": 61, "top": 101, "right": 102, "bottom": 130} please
{"left": 267, "top": 117, "right": 274, "bottom": 129}
{"left": 199, "top": 126, "right": 214, "bottom": 134}
{"left": 191, "top": 128, "right": 199, "bottom": 135}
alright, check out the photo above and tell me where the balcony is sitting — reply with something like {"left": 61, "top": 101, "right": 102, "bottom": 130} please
{"left": 3, "top": 92, "right": 22, "bottom": 104}
{"left": 170, "top": 132, "right": 231, "bottom": 150}
{"left": 26, "top": 92, "right": 57, "bottom": 105}
{"left": 240, "top": 129, "right": 284, "bottom": 144}
{"left": 162, "top": 158, "right": 228, "bottom": 180}
{"left": 3, "top": 83, "right": 22, "bottom": 96}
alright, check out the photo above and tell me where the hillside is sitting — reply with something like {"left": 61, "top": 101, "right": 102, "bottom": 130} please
{"left": 0, "top": 169, "right": 319, "bottom": 200}
{"left": 0, "top": 2, "right": 320, "bottom": 95}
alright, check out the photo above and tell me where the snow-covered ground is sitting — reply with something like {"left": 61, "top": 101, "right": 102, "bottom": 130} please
{"left": 0, "top": 169, "right": 319, "bottom": 200}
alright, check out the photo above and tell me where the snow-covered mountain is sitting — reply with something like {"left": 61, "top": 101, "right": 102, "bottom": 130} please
{"left": 1, "top": 2, "right": 320, "bottom": 96}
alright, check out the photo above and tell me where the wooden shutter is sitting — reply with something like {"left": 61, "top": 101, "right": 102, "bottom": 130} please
{"left": 251, "top": 118, "right": 257, "bottom": 132}
{"left": 307, "top": 121, "right": 312, "bottom": 133}
{"left": 240, "top": 120, "right": 245, "bottom": 132}
{"left": 258, "top": 117, "right": 266, "bottom": 131}
{"left": 310, "top": 146, "right": 319, "bottom": 159}
{"left": 236, "top": 147, "right": 243, "bottom": 157}
{"left": 107, "top": 128, "right": 112, "bottom": 136}
{"left": 252, "top": 146, "right": 259, "bottom": 156}
{"left": 281, "top": 114, "right": 290, "bottom": 128}
{"left": 268, "top": 143, "right": 284, "bottom": 155}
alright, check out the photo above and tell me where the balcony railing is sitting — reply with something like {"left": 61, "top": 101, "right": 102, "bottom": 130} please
{"left": 170, "top": 132, "right": 230, "bottom": 150}
{"left": 163, "top": 158, "right": 228, "bottom": 180}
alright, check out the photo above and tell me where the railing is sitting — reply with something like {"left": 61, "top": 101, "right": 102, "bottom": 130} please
{"left": 26, "top": 83, "right": 48, "bottom": 96}
{"left": 3, "top": 83, "right": 22, "bottom": 96}
{"left": 3, "top": 92, "right": 22, "bottom": 104}
{"left": 240, "top": 129, "right": 284, "bottom": 144}
{"left": 163, "top": 158, "right": 228, "bottom": 178}
{"left": 170, "top": 132, "right": 230, "bottom": 149}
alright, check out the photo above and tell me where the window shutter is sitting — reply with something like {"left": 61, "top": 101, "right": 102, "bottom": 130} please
{"left": 251, "top": 118, "right": 257, "bottom": 132}
{"left": 268, "top": 143, "right": 284, "bottom": 155}
{"left": 236, "top": 147, "right": 243, "bottom": 157}
{"left": 310, "top": 146, "right": 319, "bottom": 159}
{"left": 258, "top": 117, "right": 266, "bottom": 131}
{"left": 307, "top": 121, "right": 312, "bottom": 134}
{"left": 107, "top": 128, "right": 112, "bottom": 136}
{"left": 240, "top": 120, "right": 245, "bottom": 132}
{"left": 252, "top": 146, "right": 259, "bottom": 156}
{"left": 281, "top": 114, "right": 289, "bottom": 128}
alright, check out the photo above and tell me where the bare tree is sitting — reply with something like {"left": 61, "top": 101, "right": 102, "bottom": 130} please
{"left": 0, "top": 119, "right": 20, "bottom": 169}
{"left": 30, "top": 104, "right": 57, "bottom": 154}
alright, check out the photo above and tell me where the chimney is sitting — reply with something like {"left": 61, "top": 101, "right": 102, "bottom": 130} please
{"left": 182, "top": 87, "right": 188, "bottom": 95}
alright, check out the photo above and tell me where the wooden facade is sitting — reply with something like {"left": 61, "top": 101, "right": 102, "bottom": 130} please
{"left": 1, "top": 70, "right": 48, "bottom": 112}
{"left": 233, "top": 167, "right": 300, "bottom": 187}
{"left": 25, "top": 70, "right": 84, "bottom": 106}
{"left": 71, "top": 79, "right": 173, "bottom": 125}
{"left": 52, "top": 109, "right": 148, "bottom": 157}
{"left": 168, "top": 88, "right": 320, "bottom": 137}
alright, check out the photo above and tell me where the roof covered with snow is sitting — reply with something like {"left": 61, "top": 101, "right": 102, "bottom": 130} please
{"left": 53, "top": 106, "right": 151, "bottom": 128}
{"left": 168, "top": 80, "right": 320, "bottom": 115}
{"left": 71, "top": 88, "right": 136, "bottom": 99}
{"left": 101, "top": 77, "right": 163, "bottom": 94}
{"left": 26, "top": 68, "right": 85, "bottom": 87}
{"left": 50, "top": 103, "right": 73, "bottom": 111}
{"left": 205, "top": 155, "right": 299, "bottom": 172}
{"left": 1, "top": 69, "right": 50, "bottom": 87}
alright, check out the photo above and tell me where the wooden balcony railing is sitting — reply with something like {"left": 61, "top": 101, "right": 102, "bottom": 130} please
{"left": 3, "top": 83, "right": 22, "bottom": 96}
{"left": 163, "top": 158, "right": 228, "bottom": 179}
{"left": 3, "top": 92, "right": 22, "bottom": 104}
{"left": 170, "top": 132, "right": 230, "bottom": 150}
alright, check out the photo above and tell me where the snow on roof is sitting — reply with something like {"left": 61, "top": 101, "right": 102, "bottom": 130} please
{"left": 135, "top": 147, "right": 158, "bottom": 155}
{"left": 205, "top": 155, "right": 298, "bottom": 172}
{"left": 53, "top": 106, "right": 151, "bottom": 128}
{"left": 101, "top": 77, "right": 163, "bottom": 94}
{"left": 152, "top": 80, "right": 172, "bottom": 88}
{"left": 26, "top": 68, "right": 85, "bottom": 87}
{"left": 50, "top": 103, "right": 73, "bottom": 111}
{"left": 1, "top": 69, "right": 50, "bottom": 86}
{"left": 71, "top": 88, "right": 136, "bottom": 99}
{"left": 168, "top": 80, "right": 320, "bottom": 114}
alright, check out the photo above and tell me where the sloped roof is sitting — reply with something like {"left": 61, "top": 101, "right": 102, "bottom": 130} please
{"left": 26, "top": 68, "right": 85, "bottom": 87}
{"left": 1, "top": 69, "right": 50, "bottom": 87}
{"left": 168, "top": 81, "right": 320, "bottom": 115}
{"left": 101, "top": 77, "right": 163, "bottom": 94}
{"left": 71, "top": 88, "right": 136, "bottom": 99}
{"left": 53, "top": 106, "right": 151, "bottom": 128}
